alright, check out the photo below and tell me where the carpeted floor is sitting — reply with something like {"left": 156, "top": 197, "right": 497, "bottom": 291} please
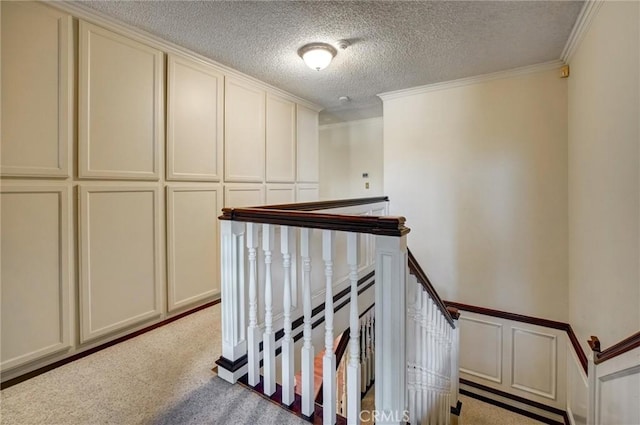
{"left": 0, "top": 303, "right": 543, "bottom": 425}
{"left": 0, "top": 304, "right": 307, "bottom": 425}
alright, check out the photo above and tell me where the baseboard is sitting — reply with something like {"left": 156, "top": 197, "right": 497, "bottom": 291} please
{"left": 460, "top": 379, "right": 569, "bottom": 425}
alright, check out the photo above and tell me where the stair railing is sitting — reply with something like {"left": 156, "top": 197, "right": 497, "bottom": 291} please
{"left": 217, "top": 196, "right": 459, "bottom": 425}
{"left": 407, "top": 250, "right": 460, "bottom": 425}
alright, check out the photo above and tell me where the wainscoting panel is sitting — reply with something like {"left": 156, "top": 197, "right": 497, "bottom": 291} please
{"left": 296, "top": 184, "right": 319, "bottom": 202}
{"left": 459, "top": 317, "right": 503, "bottom": 383}
{"left": 224, "top": 78, "right": 265, "bottom": 182}
{"left": 79, "top": 186, "right": 162, "bottom": 343}
{"left": 79, "top": 21, "right": 163, "bottom": 180}
{"left": 0, "top": 1, "right": 72, "bottom": 178}
{"left": 296, "top": 105, "right": 319, "bottom": 183}
{"left": 458, "top": 310, "right": 567, "bottom": 410}
{"left": 266, "top": 184, "right": 295, "bottom": 205}
{"left": 0, "top": 186, "right": 70, "bottom": 369}
{"left": 166, "top": 186, "right": 221, "bottom": 312}
{"left": 511, "top": 327, "right": 557, "bottom": 399}
{"left": 167, "top": 54, "right": 223, "bottom": 181}
{"left": 224, "top": 184, "right": 265, "bottom": 208}
{"left": 596, "top": 350, "right": 640, "bottom": 425}
{"left": 266, "top": 94, "right": 296, "bottom": 183}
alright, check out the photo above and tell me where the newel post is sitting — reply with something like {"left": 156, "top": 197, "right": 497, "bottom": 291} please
{"left": 586, "top": 336, "right": 600, "bottom": 425}
{"left": 216, "top": 220, "right": 247, "bottom": 383}
{"left": 374, "top": 232, "right": 408, "bottom": 425}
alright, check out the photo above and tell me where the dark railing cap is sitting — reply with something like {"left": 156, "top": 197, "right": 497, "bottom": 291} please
{"left": 220, "top": 207, "right": 409, "bottom": 237}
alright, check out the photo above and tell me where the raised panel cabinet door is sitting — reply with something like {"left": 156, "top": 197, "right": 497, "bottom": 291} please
{"left": 167, "top": 55, "right": 223, "bottom": 181}
{"left": 79, "top": 21, "right": 163, "bottom": 180}
{"left": 296, "top": 105, "right": 319, "bottom": 183}
{"left": 266, "top": 184, "right": 295, "bottom": 205}
{"left": 296, "top": 184, "right": 319, "bottom": 202}
{"left": 1, "top": 2, "right": 72, "bottom": 178}
{"left": 224, "top": 184, "right": 265, "bottom": 208}
{"left": 224, "top": 78, "right": 265, "bottom": 182}
{"left": 1, "top": 186, "right": 70, "bottom": 369}
{"left": 79, "top": 186, "right": 162, "bottom": 342}
{"left": 266, "top": 95, "right": 296, "bottom": 182}
{"left": 167, "top": 186, "right": 221, "bottom": 312}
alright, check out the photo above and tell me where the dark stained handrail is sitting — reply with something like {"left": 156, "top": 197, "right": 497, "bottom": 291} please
{"left": 588, "top": 331, "right": 640, "bottom": 364}
{"left": 407, "top": 249, "right": 455, "bottom": 328}
{"left": 220, "top": 207, "right": 409, "bottom": 237}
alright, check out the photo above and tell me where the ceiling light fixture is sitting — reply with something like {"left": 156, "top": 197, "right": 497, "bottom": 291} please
{"left": 298, "top": 43, "right": 337, "bottom": 71}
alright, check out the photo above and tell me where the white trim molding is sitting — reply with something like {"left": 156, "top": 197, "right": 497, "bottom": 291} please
{"left": 561, "top": 0, "right": 604, "bottom": 63}
{"left": 378, "top": 60, "right": 564, "bottom": 101}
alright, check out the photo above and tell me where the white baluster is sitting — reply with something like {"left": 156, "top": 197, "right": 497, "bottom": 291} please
{"left": 281, "top": 226, "right": 294, "bottom": 405}
{"left": 361, "top": 316, "right": 367, "bottom": 394}
{"left": 323, "top": 230, "right": 336, "bottom": 425}
{"left": 415, "top": 280, "right": 424, "bottom": 425}
{"left": 262, "top": 224, "right": 276, "bottom": 396}
{"left": 300, "top": 228, "right": 315, "bottom": 417}
{"left": 246, "top": 223, "right": 260, "bottom": 386}
{"left": 347, "top": 233, "right": 361, "bottom": 425}
{"left": 421, "top": 294, "right": 428, "bottom": 424}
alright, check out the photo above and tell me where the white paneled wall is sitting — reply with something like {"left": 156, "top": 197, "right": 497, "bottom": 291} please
{"left": 167, "top": 55, "right": 223, "bottom": 181}
{"left": 79, "top": 21, "right": 163, "bottom": 180}
{"left": 0, "top": 0, "right": 320, "bottom": 381}
{"left": 79, "top": 186, "right": 162, "bottom": 342}
{"left": 458, "top": 311, "right": 567, "bottom": 418}
{"left": 0, "top": 186, "right": 71, "bottom": 370}
{"left": 224, "top": 78, "right": 266, "bottom": 183}
{"left": 0, "top": 2, "right": 72, "bottom": 178}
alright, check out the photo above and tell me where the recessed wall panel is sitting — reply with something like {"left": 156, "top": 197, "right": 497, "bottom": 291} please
{"left": 297, "top": 105, "right": 319, "bottom": 183}
{"left": 224, "top": 79, "right": 265, "bottom": 182}
{"left": 79, "top": 21, "right": 162, "bottom": 180}
{"left": 167, "top": 186, "right": 221, "bottom": 311}
{"left": 79, "top": 186, "right": 161, "bottom": 342}
{"left": 1, "top": 2, "right": 71, "bottom": 177}
{"left": 167, "top": 55, "right": 223, "bottom": 181}
{"left": 224, "top": 184, "right": 265, "bottom": 208}
{"left": 459, "top": 317, "right": 503, "bottom": 383}
{"left": 511, "top": 327, "right": 557, "bottom": 399}
{"left": 266, "top": 184, "right": 295, "bottom": 205}
{"left": 296, "top": 184, "right": 319, "bottom": 202}
{"left": 266, "top": 95, "right": 296, "bottom": 182}
{"left": 1, "top": 186, "right": 70, "bottom": 369}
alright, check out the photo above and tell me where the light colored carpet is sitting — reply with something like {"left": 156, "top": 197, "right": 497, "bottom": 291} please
{"left": 458, "top": 394, "right": 544, "bottom": 425}
{"left": 0, "top": 304, "right": 308, "bottom": 425}
{"left": 1, "top": 303, "right": 544, "bottom": 425}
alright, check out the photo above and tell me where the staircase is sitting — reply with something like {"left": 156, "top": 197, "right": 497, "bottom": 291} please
{"left": 215, "top": 197, "right": 461, "bottom": 425}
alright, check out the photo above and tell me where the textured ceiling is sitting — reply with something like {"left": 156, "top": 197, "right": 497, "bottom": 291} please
{"left": 80, "top": 1, "right": 584, "bottom": 124}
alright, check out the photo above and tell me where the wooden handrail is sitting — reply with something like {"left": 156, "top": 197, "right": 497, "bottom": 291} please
{"left": 220, "top": 207, "right": 410, "bottom": 237}
{"left": 407, "top": 249, "right": 455, "bottom": 328}
{"left": 258, "top": 196, "right": 389, "bottom": 211}
{"left": 588, "top": 331, "right": 640, "bottom": 364}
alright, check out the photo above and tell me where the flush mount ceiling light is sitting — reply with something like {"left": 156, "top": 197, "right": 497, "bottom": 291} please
{"left": 298, "top": 43, "right": 337, "bottom": 71}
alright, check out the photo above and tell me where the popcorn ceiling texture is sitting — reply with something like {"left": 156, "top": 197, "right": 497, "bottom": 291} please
{"left": 81, "top": 1, "right": 583, "bottom": 123}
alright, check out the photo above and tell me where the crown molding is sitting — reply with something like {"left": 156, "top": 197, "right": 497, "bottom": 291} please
{"left": 377, "top": 60, "right": 564, "bottom": 102}
{"left": 561, "top": 0, "right": 604, "bottom": 64}
{"left": 52, "top": 1, "right": 323, "bottom": 113}
{"left": 319, "top": 116, "right": 382, "bottom": 131}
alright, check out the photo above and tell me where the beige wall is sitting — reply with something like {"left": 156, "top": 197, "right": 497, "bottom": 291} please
{"left": 568, "top": 1, "right": 640, "bottom": 351}
{"left": 319, "top": 117, "right": 383, "bottom": 200}
{"left": 383, "top": 68, "right": 569, "bottom": 321}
